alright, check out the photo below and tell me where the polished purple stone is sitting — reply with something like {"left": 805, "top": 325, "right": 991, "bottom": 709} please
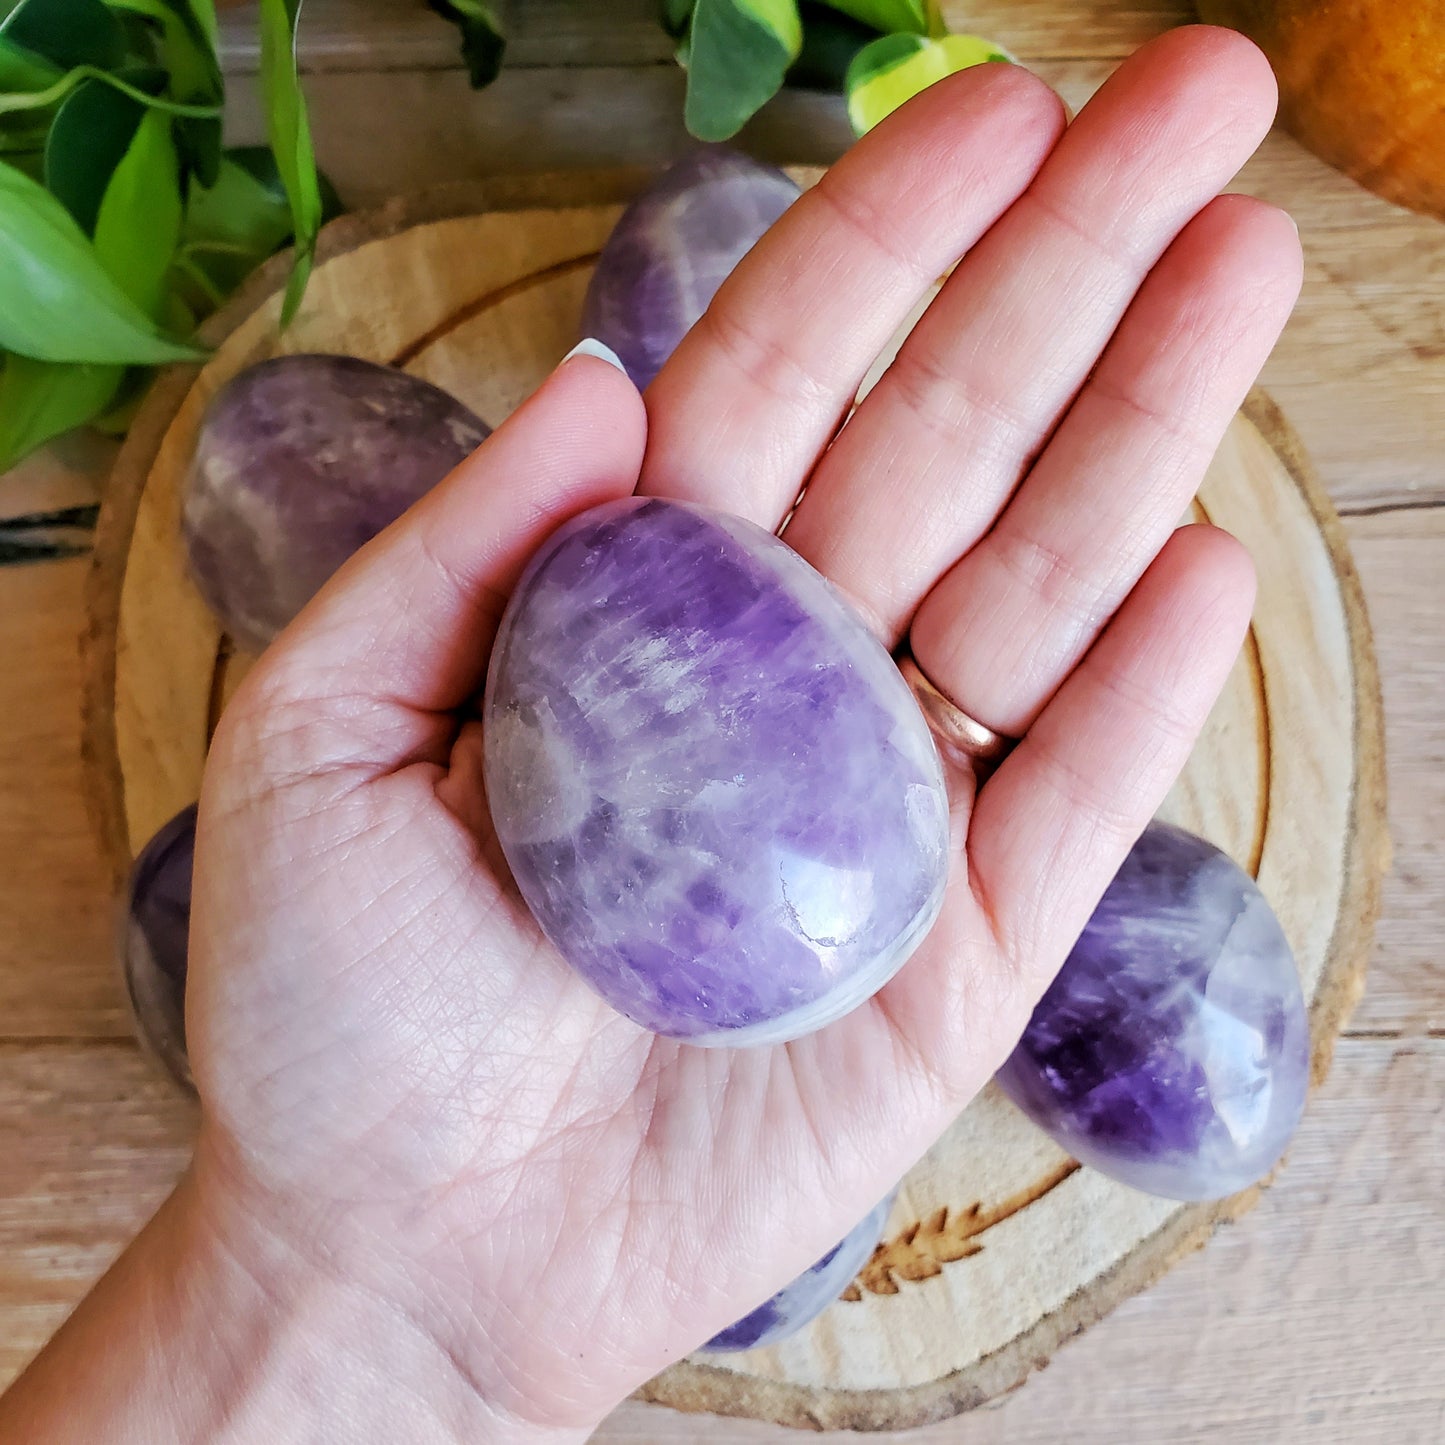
{"left": 702, "top": 1193, "right": 894, "bottom": 1353}
{"left": 183, "top": 354, "right": 490, "bottom": 652}
{"left": 483, "top": 498, "right": 949, "bottom": 1045}
{"left": 580, "top": 147, "right": 800, "bottom": 390}
{"left": 122, "top": 804, "right": 196, "bottom": 1091}
{"left": 996, "top": 821, "right": 1310, "bottom": 1201}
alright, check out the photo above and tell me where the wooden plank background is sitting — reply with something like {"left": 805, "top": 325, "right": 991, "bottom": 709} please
{"left": 0, "top": 1, "right": 1440, "bottom": 1439}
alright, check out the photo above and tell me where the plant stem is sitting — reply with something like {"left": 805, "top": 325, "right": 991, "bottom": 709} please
{"left": 0, "top": 65, "right": 224, "bottom": 120}
{"left": 170, "top": 251, "right": 227, "bottom": 310}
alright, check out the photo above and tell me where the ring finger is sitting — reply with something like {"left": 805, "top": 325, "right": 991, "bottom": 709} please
{"left": 908, "top": 190, "right": 1301, "bottom": 737}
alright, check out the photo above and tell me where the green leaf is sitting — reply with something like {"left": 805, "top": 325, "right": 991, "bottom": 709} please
{"left": 0, "top": 104, "right": 54, "bottom": 168}
{"left": 184, "top": 0, "right": 218, "bottom": 50}
{"left": 107, "top": 0, "right": 222, "bottom": 102}
{"left": 683, "top": 0, "right": 803, "bottom": 142}
{"left": 175, "top": 112, "right": 221, "bottom": 185}
{"left": 227, "top": 141, "right": 342, "bottom": 223}
{"left": 177, "top": 149, "right": 293, "bottom": 296}
{"left": 845, "top": 30, "right": 1012, "bottom": 135}
{"left": 787, "top": 0, "right": 880, "bottom": 91}
{"left": 0, "top": 352, "right": 123, "bottom": 472}
{"left": 176, "top": 145, "right": 341, "bottom": 313}
{"left": 93, "top": 105, "right": 183, "bottom": 318}
{"left": 0, "top": 147, "right": 44, "bottom": 180}
{"left": 91, "top": 360, "right": 151, "bottom": 432}
{"left": 0, "top": 33, "right": 60, "bottom": 89}
{"left": 0, "top": 32, "right": 57, "bottom": 142}
{"left": 44, "top": 77, "right": 144, "bottom": 233}
{"left": 0, "top": 162, "right": 202, "bottom": 363}
{"left": 659, "top": 0, "right": 694, "bottom": 37}
{"left": 425, "top": 0, "right": 506, "bottom": 89}
{"left": 258, "top": 0, "right": 322, "bottom": 325}
{"left": 817, "top": 0, "right": 923, "bottom": 33}
{"left": 0, "top": 0, "right": 123, "bottom": 70}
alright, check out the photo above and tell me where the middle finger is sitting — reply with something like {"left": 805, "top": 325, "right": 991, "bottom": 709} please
{"left": 638, "top": 62, "right": 1066, "bottom": 525}
{"left": 783, "top": 25, "right": 1278, "bottom": 639}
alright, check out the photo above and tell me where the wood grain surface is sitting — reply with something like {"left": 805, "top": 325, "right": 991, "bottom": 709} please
{"left": 1, "top": 0, "right": 1441, "bottom": 1438}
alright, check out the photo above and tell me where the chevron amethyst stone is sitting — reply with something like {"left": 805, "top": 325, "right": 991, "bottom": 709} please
{"left": 580, "top": 148, "right": 799, "bottom": 390}
{"left": 483, "top": 497, "right": 949, "bottom": 1045}
{"left": 996, "top": 821, "right": 1309, "bottom": 1201}
{"left": 701, "top": 1193, "right": 895, "bottom": 1353}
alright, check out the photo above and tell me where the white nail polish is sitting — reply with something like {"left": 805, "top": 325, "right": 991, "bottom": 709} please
{"left": 561, "top": 337, "right": 627, "bottom": 373}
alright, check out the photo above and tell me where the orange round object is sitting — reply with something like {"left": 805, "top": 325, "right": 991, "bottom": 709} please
{"left": 1197, "top": 0, "right": 1445, "bottom": 219}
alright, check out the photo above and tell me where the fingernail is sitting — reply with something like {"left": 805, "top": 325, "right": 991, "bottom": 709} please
{"left": 561, "top": 337, "right": 627, "bottom": 373}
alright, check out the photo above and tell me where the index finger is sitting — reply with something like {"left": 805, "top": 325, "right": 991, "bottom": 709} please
{"left": 638, "top": 62, "right": 1065, "bottom": 528}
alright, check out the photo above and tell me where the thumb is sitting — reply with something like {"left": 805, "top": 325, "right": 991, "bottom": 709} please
{"left": 220, "top": 350, "right": 645, "bottom": 777}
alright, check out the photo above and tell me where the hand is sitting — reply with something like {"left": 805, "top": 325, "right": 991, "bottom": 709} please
{"left": 14, "top": 26, "right": 1303, "bottom": 1445}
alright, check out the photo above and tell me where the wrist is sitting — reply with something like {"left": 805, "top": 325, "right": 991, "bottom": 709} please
{"left": 0, "top": 1143, "right": 597, "bottom": 1445}
{"left": 173, "top": 1143, "right": 598, "bottom": 1445}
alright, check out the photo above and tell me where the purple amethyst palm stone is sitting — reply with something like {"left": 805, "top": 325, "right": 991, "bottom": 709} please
{"left": 184, "top": 354, "right": 490, "bottom": 653}
{"left": 701, "top": 1194, "right": 894, "bottom": 1353}
{"left": 996, "top": 821, "right": 1309, "bottom": 1201}
{"left": 483, "top": 497, "right": 949, "bottom": 1045}
{"left": 580, "top": 148, "right": 800, "bottom": 390}
{"left": 123, "top": 803, "right": 197, "bottom": 1091}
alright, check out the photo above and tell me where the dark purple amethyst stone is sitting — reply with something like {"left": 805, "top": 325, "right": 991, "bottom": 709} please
{"left": 580, "top": 147, "right": 800, "bottom": 390}
{"left": 702, "top": 1194, "right": 894, "bottom": 1353}
{"left": 996, "top": 821, "right": 1310, "bottom": 1201}
{"left": 123, "top": 803, "right": 196, "bottom": 1090}
{"left": 183, "top": 354, "right": 490, "bottom": 652}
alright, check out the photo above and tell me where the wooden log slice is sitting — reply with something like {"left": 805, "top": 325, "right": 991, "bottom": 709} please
{"left": 81, "top": 172, "right": 1388, "bottom": 1431}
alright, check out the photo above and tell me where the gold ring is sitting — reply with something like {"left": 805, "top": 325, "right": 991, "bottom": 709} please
{"left": 898, "top": 652, "right": 1014, "bottom": 768}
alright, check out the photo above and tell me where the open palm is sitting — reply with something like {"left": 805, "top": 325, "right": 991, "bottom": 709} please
{"left": 188, "top": 28, "right": 1300, "bottom": 1438}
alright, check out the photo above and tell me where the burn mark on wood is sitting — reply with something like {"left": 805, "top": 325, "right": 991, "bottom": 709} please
{"left": 388, "top": 250, "right": 602, "bottom": 369}
{"left": 0, "top": 504, "right": 100, "bottom": 566}
{"left": 841, "top": 1160, "right": 1083, "bottom": 1300}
